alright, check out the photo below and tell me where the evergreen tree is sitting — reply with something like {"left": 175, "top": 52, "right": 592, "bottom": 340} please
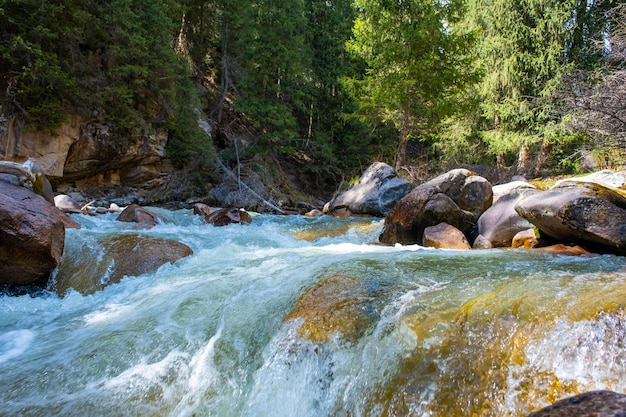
{"left": 235, "top": 0, "right": 311, "bottom": 152}
{"left": 459, "top": 0, "right": 610, "bottom": 175}
{"left": 344, "top": 0, "right": 474, "bottom": 171}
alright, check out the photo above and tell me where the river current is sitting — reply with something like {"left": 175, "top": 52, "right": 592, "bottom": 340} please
{"left": 1, "top": 210, "right": 625, "bottom": 416}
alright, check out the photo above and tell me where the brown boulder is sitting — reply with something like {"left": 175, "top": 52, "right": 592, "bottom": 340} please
{"left": 515, "top": 181, "right": 626, "bottom": 255}
{"left": 54, "top": 234, "right": 193, "bottom": 295}
{"left": 533, "top": 244, "right": 592, "bottom": 257}
{"left": 116, "top": 204, "right": 161, "bottom": 227}
{"left": 423, "top": 223, "right": 471, "bottom": 250}
{"left": 206, "top": 207, "right": 252, "bottom": 226}
{"left": 380, "top": 169, "right": 490, "bottom": 245}
{"left": 0, "top": 181, "right": 66, "bottom": 286}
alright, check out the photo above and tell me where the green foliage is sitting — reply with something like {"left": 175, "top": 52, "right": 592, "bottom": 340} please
{"left": 344, "top": 0, "right": 477, "bottom": 169}
{"left": 445, "top": 0, "right": 612, "bottom": 173}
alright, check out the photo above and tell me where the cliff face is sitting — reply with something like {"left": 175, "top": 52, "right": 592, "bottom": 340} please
{"left": 0, "top": 115, "right": 175, "bottom": 201}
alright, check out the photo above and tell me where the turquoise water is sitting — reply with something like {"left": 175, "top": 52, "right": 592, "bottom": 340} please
{"left": 1, "top": 211, "right": 625, "bottom": 416}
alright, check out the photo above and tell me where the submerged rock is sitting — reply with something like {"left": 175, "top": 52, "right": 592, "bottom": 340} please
{"left": 284, "top": 273, "right": 377, "bottom": 343}
{"left": 326, "top": 162, "right": 412, "bottom": 217}
{"left": 527, "top": 390, "right": 626, "bottom": 416}
{"left": 54, "top": 234, "right": 193, "bottom": 295}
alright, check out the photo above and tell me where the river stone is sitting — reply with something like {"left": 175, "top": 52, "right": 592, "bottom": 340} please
{"left": 285, "top": 273, "right": 376, "bottom": 343}
{"left": 515, "top": 182, "right": 626, "bottom": 255}
{"left": 423, "top": 223, "right": 471, "bottom": 250}
{"left": 116, "top": 203, "right": 161, "bottom": 227}
{"left": 474, "top": 188, "right": 540, "bottom": 248}
{"left": 326, "top": 162, "right": 412, "bottom": 217}
{"left": 0, "top": 180, "right": 65, "bottom": 287}
{"left": 379, "top": 169, "right": 491, "bottom": 245}
{"left": 511, "top": 228, "right": 539, "bottom": 249}
{"left": 533, "top": 244, "right": 592, "bottom": 256}
{"left": 54, "top": 194, "right": 83, "bottom": 214}
{"left": 527, "top": 390, "right": 626, "bottom": 416}
{"left": 54, "top": 234, "right": 193, "bottom": 295}
{"left": 205, "top": 207, "right": 252, "bottom": 226}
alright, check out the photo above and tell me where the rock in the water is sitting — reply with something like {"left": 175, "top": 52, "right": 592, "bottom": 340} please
{"left": 379, "top": 169, "right": 492, "bottom": 245}
{"left": 116, "top": 203, "right": 161, "bottom": 227}
{"left": 54, "top": 194, "right": 83, "bottom": 214}
{"left": 474, "top": 188, "right": 540, "bottom": 248}
{"left": 284, "top": 273, "right": 377, "bottom": 343}
{"left": 205, "top": 207, "right": 252, "bottom": 226}
{"left": 54, "top": 234, "right": 193, "bottom": 295}
{"left": 533, "top": 244, "right": 592, "bottom": 256}
{"left": 527, "top": 390, "right": 626, "bottom": 416}
{"left": 0, "top": 181, "right": 65, "bottom": 287}
{"left": 511, "top": 228, "right": 539, "bottom": 249}
{"left": 423, "top": 223, "right": 471, "bottom": 250}
{"left": 326, "top": 162, "right": 412, "bottom": 217}
{"left": 515, "top": 181, "right": 626, "bottom": 255}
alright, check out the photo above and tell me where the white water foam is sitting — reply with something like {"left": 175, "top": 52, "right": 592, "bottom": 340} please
{"left": 0, "top": 329, "right": 35, "bottom": 364}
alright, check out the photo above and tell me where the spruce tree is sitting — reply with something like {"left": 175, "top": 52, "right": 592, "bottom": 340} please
{"left": 344, "top": 0, "right": 474, "bottom": 171}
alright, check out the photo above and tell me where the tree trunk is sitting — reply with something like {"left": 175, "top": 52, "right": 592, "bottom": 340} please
{"left": 517, "top": 144, "right": 534, "bottom": 178}
{"left": 395, "top": 111, "right": 409, "bottom": 172}
{"left": 534, "top": 141, "right": 553, "bottom": 176}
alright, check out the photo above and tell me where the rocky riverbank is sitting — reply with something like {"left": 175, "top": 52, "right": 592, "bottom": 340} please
{"left": 2, "top": 159, "right": 624, "bottom": 295}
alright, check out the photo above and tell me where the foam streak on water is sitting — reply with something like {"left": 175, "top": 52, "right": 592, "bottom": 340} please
{"left": 1, "top": 212, "right": 625, "bottom": 417}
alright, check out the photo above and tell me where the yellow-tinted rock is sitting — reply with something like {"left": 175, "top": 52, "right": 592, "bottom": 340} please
{"left": 285, "top": 273, "right": 373, "bottom": 343}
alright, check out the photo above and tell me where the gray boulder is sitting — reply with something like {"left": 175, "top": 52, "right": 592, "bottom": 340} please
{"left": 474, "top": 188, "right": 540, "bottom": 248}
{"left": 327, "top": 162, "right": 412, "bottom": 217}
{"left": 515, "top": 181, "right": 626, "bottom": 255}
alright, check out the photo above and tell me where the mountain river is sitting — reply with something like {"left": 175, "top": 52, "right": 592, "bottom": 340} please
{"left": 1, "top": 210, "right": 625, "bottom": 416}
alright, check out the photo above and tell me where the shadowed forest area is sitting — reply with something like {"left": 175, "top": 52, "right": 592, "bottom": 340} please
{"left": 1, "top": 0, "right": 624, "bottom": 198}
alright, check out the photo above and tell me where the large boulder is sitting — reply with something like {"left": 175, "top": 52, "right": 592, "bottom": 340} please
{"left": 54, "top": 234, "right": 193, "bottom": 295}
{"left": 515, "top": 181, "right": 626, "bottom": 255}
{"left": 474, "top": 188, "right": 540, "bottom": 248}
{"left": 326, "top": 162, "right": 412, "bottom": 217}
{"left": 379, "top": 169, "right": 492, "bottom": 245}
{"left": 0, "top": 181, "right": 66, "bottom": 286}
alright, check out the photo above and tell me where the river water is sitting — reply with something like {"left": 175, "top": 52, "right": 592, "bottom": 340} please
{"left": 1, "top": 210, "right": 625, "bottom": 417}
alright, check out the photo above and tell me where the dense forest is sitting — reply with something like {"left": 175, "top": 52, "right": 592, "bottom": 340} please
{"left": 0, "top": 0, "right": 625, "bottom": 196}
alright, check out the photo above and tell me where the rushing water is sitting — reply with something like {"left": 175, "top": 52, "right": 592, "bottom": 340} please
{"left": 1, "top": 210, "right": 625, "bottom": 417}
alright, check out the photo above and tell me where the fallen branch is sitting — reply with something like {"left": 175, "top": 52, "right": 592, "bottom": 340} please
{"left": 215, "top": 158, "right": 287, "bottom": 214}
{"left": 0, "top": 160, "right": 37, "bottom": 184}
